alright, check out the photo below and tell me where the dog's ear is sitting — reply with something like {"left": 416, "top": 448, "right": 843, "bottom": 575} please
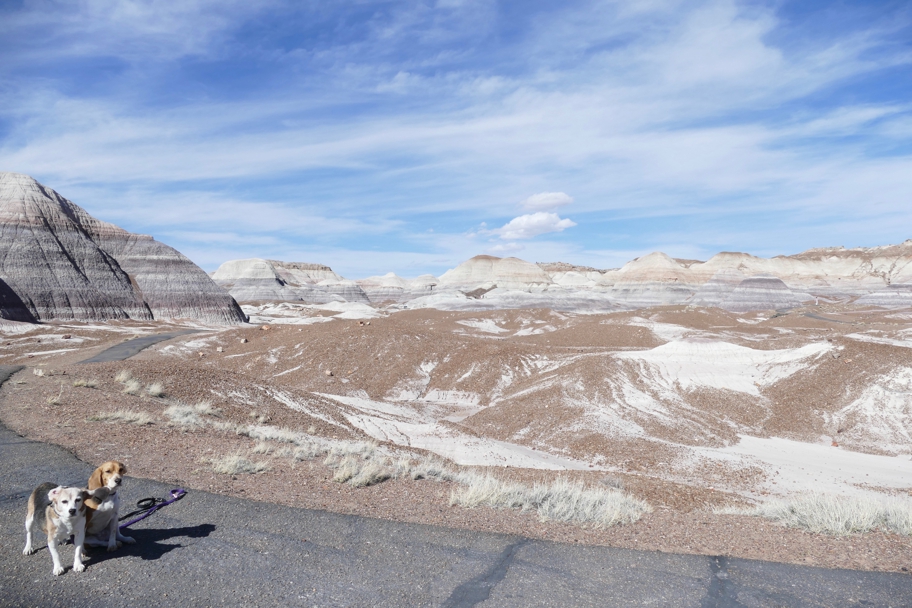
{"left": 90, "top": 486, "right": 111, "bottom": 501}
{"left": 47, "top": 486, "right": 62, "bottom": 501}
{"left": 88, "top": 466, "right": 104, "bottom": 490}
{"left": 79, "top": 490, "right": 89, "bottom": 511}
{"left": 119, "top": 462, "right": 127, "bottom": 476}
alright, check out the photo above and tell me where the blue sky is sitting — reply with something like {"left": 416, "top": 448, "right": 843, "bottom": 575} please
{"left": 1, "top": 0, "right": 910, "bottom": 278}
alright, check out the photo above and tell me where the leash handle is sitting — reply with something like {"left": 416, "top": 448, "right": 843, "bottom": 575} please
{"left": 119, "top": 488, "right": 187, "bottom": 530}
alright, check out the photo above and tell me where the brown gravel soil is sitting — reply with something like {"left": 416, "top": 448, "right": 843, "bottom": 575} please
{"left": 1, "top": 308, "right": 911, "bottom": 574}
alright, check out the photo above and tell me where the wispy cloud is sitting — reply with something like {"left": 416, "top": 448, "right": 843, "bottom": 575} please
{"left": 0, "top": 0, "right": 910, "bottom": 277}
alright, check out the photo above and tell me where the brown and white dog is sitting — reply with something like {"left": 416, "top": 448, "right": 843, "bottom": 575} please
{"left": 84, "top": 461, "right": 135, "bottom": 551}
{"left": 23, "top": 482, "right": 110, "bottom": 576}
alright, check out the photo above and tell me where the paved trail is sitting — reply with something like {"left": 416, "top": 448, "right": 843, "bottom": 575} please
{"left": 1, "top": 366, "right": 909, "bottom": 607}
{"left": 77, "top": 330, "right": 199, "bottom": 364}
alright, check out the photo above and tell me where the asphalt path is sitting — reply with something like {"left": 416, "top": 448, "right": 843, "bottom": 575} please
{"left": 1, "top": 367, "right": 911, "bottom": 606}
{"left": 77, "top": 330, "right": 200, "bottom": 364}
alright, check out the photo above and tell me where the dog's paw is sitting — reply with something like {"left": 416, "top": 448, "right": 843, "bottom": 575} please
{"left": 22, "top": 545, "right": 33, "bottom": 555}
{"left": 53, "top": 565, "right": 65, "bottom": 576}
{"left": 73, "top": 563, "right": 85, "bottom": 573}
{"left": 121, "top": 535, "right": 136, "bottom": 545}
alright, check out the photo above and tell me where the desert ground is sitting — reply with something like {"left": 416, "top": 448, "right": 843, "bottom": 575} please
{"left": 1, "top": 302, "right": 910, "bottom": 573}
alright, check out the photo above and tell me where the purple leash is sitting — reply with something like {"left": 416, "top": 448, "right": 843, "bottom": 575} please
{"left": 119, "top": 488, "right": 187, "bottom": 530}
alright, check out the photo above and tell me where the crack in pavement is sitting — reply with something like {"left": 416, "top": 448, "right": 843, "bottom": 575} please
{"left": 441, "top": 538, "right": 531, "bottom": 607}
{"left": 702, "top": 555, "right": 746, "bottom": 608}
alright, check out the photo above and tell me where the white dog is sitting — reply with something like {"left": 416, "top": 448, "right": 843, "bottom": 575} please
{"left": 23, "top": 482, "right": 110, "bottom": 576}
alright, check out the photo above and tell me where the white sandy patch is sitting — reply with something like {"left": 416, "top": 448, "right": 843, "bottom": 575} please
{"left": 514, "top": 325, "right": 556, "bottom": 336}
{"left": 422, "top": 389, "right": 480, "bottom": 406}
{"left": 845, "top": 333, "right": 912, "bottom": 349}
{"left": 698, "top": 435, "right": 912, "bottom": 499}
{"left": 22, "top": 348, "right": 78, "bottom": 356}
{"left": 626, "top": 317, "right": 691, "bottom": 342}
{"left": 456, "top": 319, "right": 508, "bottom": 333}
{"left": 242, "top": 301, "right": 382, "bottom": 323}
{"left": 319, "top": 393, "right": 596, "bottom": 470}
{"left": 0, "top": 320, "right": 39, "bottom": 334}
{"left": 247, "top": 315, "right": 334, "bottom": 326}
{"left": 736, "top": 316, "right": 766, "bottom": 325}
{"left": 614, "top": 340, "right": 832, "bottom": 396}
{"left": 313, "top": 301, "right": 383, "bottom": 320}
{"left": 826, "top": 367, "right": 912, "bottom": 452}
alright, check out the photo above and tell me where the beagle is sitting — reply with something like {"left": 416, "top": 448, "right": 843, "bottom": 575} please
{"left": 84, "top": 461, "right": 135, "bottom": 551}
{"left": 23, "top": 482, "right": 110, "bottom": 575}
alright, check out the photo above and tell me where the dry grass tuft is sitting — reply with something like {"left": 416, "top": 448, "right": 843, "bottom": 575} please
{"left": 251, "top": 442, "right": 274, "bottom": 455}
{"left": 350, "top": 461, "right": 392, "bottom": 487}
{"left": 207, "top": 453, "right": 269, "bottom": 475}
{"left": 146, "top": 382, "right": 165, "bottom": 398}
{"left": 450, "top": 474, "right": 651, "bottom": 528}
{"left": 720, "top": 493, "right": 912, "bottom": 536}
{"left": 122, "top": 379, "right": 142, "bottom": 395}
{"left": 72, "top": 378, "right": 98, "bottom": 388}
{"left": 87, "top": 410, "right": 154, "bottom": 426}
{"left": 164, "top": 401, "right": 222, "bottom": 427}
{"left": 114, "top": 369, "right": 132, "bottom": 383}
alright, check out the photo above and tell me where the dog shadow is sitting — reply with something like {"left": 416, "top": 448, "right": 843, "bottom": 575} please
{"left": 83, "top": 524, "right": 216, "bottom": 563}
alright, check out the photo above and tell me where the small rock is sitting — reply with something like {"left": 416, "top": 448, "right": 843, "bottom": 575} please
{"left": 216, "top": 347, "right": 224, "bottom": 353}
{"left": 366, "top": 321, "right": 370, "bottom": 325}
{"left": 62, "top": 334, "right": 71, "bottom": 340}
{"left": 260, "top": 325, "right": 269, "bottom": 330}
{"left": 325, "top": 370, "right": 333, "bottom": 377}
{"left": 240, "top": 338, "right": 248, "bottom": 343}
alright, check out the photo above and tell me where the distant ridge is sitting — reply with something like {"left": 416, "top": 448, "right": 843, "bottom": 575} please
{"left": 215, "top": 242, "right": 912, "bottom": 312}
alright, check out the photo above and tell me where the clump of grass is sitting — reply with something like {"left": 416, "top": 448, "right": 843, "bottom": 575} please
{"left": 350, "top": 460, "right": 392, "bottom": 487}
{"left": 122, "top": 379, "right": 142, "bottom": 395}
{"left": 46, "top": 384, "right": 64, "bottom": 406}
{"left": 207, "top": 453, "right": 269, "bottom": 475}
{"left": 409, "top": 457, "right": 457, "bottom": 482}
{"left": 32, "top": 368, "right": 45, "bottom": 377}
{"left": 114, "top": 369, "right": 132, "bottom": 383}
{"left": 450, "top": 475, "right": 651, "bottom": 528}
{"left": 251, "top": 442, "right": 273, "bottom": 455}
{"left": 331, "top": 455, "right": 361, "bottom": 483}
{"left": 146, "top": 382, "right": 165, "bottom": 398}
{"left": 720, "top": 493, "right": 912, "bottom": 536}
{"left": 164, "top": 401, "right": 222, "bottom": 427}
{"left": 73, "top": 378, "right": 98, "bottom": 388}
{"left": 87, "top": 410, "right": 154, "bottom": 426}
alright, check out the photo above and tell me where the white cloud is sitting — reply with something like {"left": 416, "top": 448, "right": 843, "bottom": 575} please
{"left": 494, "top": 212, "right": 577, "bottom": 240}
{"left": 520, "top": 191, "right": 573, "bottom": 211}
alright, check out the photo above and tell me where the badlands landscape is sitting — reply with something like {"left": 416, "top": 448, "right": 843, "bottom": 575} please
{"left": 1, "top": 172, "right": 911, "bottom": 573}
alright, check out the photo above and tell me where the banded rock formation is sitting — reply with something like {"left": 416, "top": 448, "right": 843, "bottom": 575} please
{"left": 212, "top": 258, "right": 370, "bottom": 304}
{"left": 356, "top": 273, "right": 438, "bottom": 304}
{"left": 0, "top": 172, "right": 246, "bottom": 324}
